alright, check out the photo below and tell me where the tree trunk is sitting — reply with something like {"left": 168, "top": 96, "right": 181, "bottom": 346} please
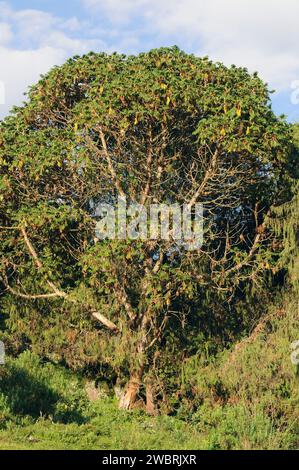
{"left": 118, "top": 367, "right": 144, "bottom": 410}
{"left": 119, "top": 302, "right": 152, "bottom": 410}
{"left": 145, "top": 381, "right": 157, "bottom": 415}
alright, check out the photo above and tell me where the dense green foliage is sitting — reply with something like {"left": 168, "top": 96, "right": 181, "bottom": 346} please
{"left": 0, "top": 294, "right": 298, "bottom": 450}
{"left": 268, "top": 124, "right": 299, "bottom": 289}
{"left": 0, "top": 48, "right": 298, "bottom": 446}
{"left": 0, "top": 48, "right": 296, "bottom": 411}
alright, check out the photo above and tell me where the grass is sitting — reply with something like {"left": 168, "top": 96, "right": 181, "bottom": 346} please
{"left": 177, "top": 297, "right": 299, "bottom": 449}
{"left": 0, "top": 352, "right": 205, "bottom": 450}
{"left": 0, "top": 297, "right": 298, "bottom": 450}
{"left": 0, "top": 404, "right": 205, "bottom": 450}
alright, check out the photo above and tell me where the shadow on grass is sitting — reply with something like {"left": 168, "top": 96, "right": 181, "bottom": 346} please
{"left": 0, "top": 364, "right": 86, "bottom": 424}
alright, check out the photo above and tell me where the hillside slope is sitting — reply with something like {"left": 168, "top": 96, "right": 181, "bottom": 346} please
{"left": 0, "top": 295, "right": 298, "bottom": 450}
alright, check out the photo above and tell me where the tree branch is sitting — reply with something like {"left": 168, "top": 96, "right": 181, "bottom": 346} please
{"left": 4, "top": 282, "right": 65, "bottom": 300}
{"left": 140, "top": 129, "right": 153, "bottom": 205}
{"left": 20, "top": 226, "right": 68, "bottom": 299}
{"left": 92, "top": 311, "right": 118, "bottom": 331}
{"left": 98, "top": 127, "right": 126, "bottom": 198}
{"left": 8, "top": 226, "right": 119, "bottom": 332}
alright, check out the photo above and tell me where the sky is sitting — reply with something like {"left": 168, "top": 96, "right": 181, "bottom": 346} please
{"left": 1, "top": 0, "right": 299, "bottom": 121}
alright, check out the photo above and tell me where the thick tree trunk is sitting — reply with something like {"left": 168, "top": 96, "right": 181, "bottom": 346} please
{"left": 119, "top": 300, "right": 153, "bottom": 410}
{"left": 118, "top": 371, "right": 157, "bottom": 414}
{"left": 118, "top": 367, "right": 143, "bottom": 410}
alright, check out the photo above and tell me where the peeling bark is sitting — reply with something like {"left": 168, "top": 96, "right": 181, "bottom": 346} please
{"left": 118, "top": 369, "right": 143, "bottom": 410}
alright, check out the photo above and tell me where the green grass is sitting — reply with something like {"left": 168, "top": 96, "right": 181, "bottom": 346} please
{"left": 0, "top": 402, "right": 205, "bottom": 450}
{"left": 177, "top": 297, "right": 299, "bottom": 449}
{"left": 0, "top": 352, "right": 205, "bottom": 450}
{"left": 0, "top": 297, "right": 298, "bottom": 450}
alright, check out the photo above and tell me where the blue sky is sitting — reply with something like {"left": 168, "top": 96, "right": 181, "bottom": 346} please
{"left": 1, "top": 0, "right": 299, "bottom": 121}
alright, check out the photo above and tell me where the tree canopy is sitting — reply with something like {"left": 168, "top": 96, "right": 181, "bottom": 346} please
{"left": 0, "top": 47, "right": 296, "bottom": 410}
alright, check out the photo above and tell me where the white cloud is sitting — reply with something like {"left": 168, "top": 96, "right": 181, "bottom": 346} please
{"left": 0, "top": 22, "right": 12, "bottom": 45}
{"left": 83, "top": 0, "right": 148, "bottom": 23}
{"left": 0, "top": 45, "right": 66, "bottom": 115}
{"left": 0, "top": 1, "right": 12, "bottom": 19}
{"left": 83, "top": 0, "right": 299, "bottom": 90}
{"left": 0, "top": 2, "right": 107, "bottom": 119}
{"left": 1, "top": 0, "right": 299, "bottom": 119}
{"left": 62, "top": 17, "right": 85, "bottom": 32}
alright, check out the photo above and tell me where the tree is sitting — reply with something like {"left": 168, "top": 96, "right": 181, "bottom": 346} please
{"left": 0, "top": 47, "right": 293, "bottom": 410}
{"left": 267, "top": 123, "right": 299, "bottom": 290}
